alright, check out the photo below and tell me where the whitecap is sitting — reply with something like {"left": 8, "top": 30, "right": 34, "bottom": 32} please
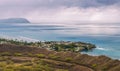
{"left": 96, "top": 46, "right": 110, "bottom": 51}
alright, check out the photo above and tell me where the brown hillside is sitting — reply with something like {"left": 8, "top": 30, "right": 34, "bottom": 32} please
{"left": 0, "top": 44, "right": 120, "bottom": 71}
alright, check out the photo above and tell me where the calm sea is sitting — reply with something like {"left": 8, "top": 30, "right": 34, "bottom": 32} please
{"left": 0, "top": 23, "right": 120, "bottom": 59}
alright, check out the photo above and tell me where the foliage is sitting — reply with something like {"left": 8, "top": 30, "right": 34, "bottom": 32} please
{"left": 48, "top": 54, "right": 60, "bottom": 59}
{"left": 92, "top": 64, "right": 97, "bottom": 68}
{"left": 0, "top": 52, "right": 11, "bottom": 56}
{"left": 0, "top": 38, "right": 96, "bottom": 52}
{"left": 65, "top": 57, "right": 73, "bottom": 62}
{"left": 35, "top": 54, "right": 45, "bottom": 58}
{"left": 14, "top": 53, "right": 22, "bottom": 56}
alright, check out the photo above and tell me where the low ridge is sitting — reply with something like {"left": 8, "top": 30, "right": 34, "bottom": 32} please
{"left": 0, "top": 18, "right": 30, "bottom": 23}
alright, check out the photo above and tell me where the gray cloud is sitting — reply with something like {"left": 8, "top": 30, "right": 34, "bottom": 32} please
{"left": 0, "top": 0, "right": 120, "bottom": 23}
{"left": 0, "top": 0, "right": 120, "bottom": 7}
{"left": 96, "top": 0, "right": 120, "bottom": 5}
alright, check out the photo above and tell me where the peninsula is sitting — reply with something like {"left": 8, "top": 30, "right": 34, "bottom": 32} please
{"left": 0, "top": 38, "right": 96, "bottom": 52}
{"left": 0, "top": 38, "right": 120, "bottom": 71}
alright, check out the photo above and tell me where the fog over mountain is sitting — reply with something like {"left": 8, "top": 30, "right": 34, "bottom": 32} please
{"left": 0, "top": 0, "right": 120, "bottom": 23}
{"left": 0, "top": 18, "right": 30, "bottom": 23}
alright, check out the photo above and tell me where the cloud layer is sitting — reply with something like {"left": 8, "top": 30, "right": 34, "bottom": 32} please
{"left": 0, "top": 0, "right": 120, "bottom": 23}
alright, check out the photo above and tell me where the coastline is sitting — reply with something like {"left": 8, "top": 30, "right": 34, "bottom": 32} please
{"left": 0, "top": 38, "right": 96, "bottom": 52}
{"left": 0, "top": 43, "right": 119, "bottom": 71}
{"left": 0, "top": 38, "right": 120, "bottom": 60}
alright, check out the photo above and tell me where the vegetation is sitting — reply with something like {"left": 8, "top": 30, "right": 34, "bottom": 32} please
{"left": 0, "top": 44, "right": 119, "bottom": 71}
{"left": 65, "top": 57, "right": 73, "bottom": 62}
{"left": 0, "top": 38, "right": 96, "bottom": 52}
{"left": 14, "top": 53, "right": 22, "bottom": 56}
{"left": 48, "top": 54, "right": 60, "bottom": 60}
{"left": 0, "top": 38, "right": 119, "bottom": 71}
{"left": 35, "top": 54, "right": 45, "bottom": 58}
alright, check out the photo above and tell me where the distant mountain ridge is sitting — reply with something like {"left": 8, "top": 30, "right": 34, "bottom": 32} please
{"left": 0, "top": 18, "right": 30, "bottom": 23}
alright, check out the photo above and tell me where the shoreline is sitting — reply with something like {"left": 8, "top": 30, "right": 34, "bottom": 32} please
{"left": 81, "top": 52, "right": 120, "bottom": 61}
{"left": 0, "top": 43, "right": 119, "bottom": 71}
{"left": 0, "top": 38, "right": 96, "bottom": 52}
{"left": 82, "top": 46, "right": 120, "bottom": 60}
{"left": 0, "top": 38, "right": 120, "bottom": 60}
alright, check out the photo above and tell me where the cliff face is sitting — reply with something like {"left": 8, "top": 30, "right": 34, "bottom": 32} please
{"left": 0, "top": 44, "right": 119, "bottom": 71}
{"left": 0, "top": 18, "right": 30, "bottom": 23}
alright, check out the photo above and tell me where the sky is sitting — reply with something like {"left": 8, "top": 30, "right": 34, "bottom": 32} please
{"left": 0, "top": 0, "right": 120, "bottom": 23}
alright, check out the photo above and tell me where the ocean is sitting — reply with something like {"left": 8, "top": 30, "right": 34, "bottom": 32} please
{"left": 0, "top": 23, "right": 120, "bottom": 59}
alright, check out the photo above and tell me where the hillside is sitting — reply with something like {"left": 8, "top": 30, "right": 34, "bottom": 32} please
{"left": 0, "top": 44, "right": 119, "bottom": 71}
{"left": 0, "top": 18, "right": 30, "bottom": 23}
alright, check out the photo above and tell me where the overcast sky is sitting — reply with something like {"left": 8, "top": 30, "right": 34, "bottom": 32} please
{"left": 0, "top": 0, "right": 120, "bottom": 23}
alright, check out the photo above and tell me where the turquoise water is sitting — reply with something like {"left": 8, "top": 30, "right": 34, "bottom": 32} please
{"left": 0, "top": 23, "right": 120, "bottom": 59}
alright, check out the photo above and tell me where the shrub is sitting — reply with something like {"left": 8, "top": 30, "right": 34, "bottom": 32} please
{"left": 33, "top": 64, "right": 53, "bottom": 71}
{"left": 0, "top": 68, "right": 3, "bottom": 71}
{"left": 101, "top": 67, "right": 108, "bottom": 71}
{"left": 0, "top": 57, "right": 4, "bottom": 61}
{"left": 23, "top": 62, "right": 33, "bottom": 66}
{"left": 14, "top": 53, "right": 22, "bottom": 56}
{"left": 65, "top": 57, "right": 73, "bottom": 62}
{"left": 32, "top": 68, "right": 43, "bottom": 71}
{"left": 41, "top": 65, "right": 53, "bottom": 71}
{"left": 14, "top": 66, "right": 32, "bottom": 71}
{"left": 0, "top": 52, "right": 11, "bottom": 56}
{"left": 56, "top": 69, "right": 68, "bottom": 71}
{"left": 27, "top": 53, "right": 34, "bottom": 57}
{"left": 6, "top": 60, "right": 14, "bottom": 64}
{"left": 36, "top": 54, "right": 45, "bottom": 58}
{"left": 4, "top": 69, "right": 14, "bottom": 71}
{"left": 92, "top": 64, "right": 97, "bottom": 68}
{"left": 0, "top": 62, "right": 7, "bottom": 67}
{"left": 48, "top": 54, "right": 60, "bottom": 60}
{"left": 6, "top": 65, "right": 14, "bottom": 69}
